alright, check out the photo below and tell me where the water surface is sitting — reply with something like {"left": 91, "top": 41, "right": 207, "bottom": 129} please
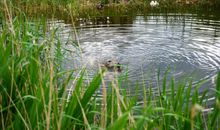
{"left": 51, "top": 14, "right": 220, "bottom": 100}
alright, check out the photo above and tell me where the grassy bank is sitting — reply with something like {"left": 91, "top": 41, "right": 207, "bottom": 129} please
{"left": 1, "top": 1, "right": 220, "bottom": 130}
{"left": 4, "top": 0, "right": 220, "bottom": 19}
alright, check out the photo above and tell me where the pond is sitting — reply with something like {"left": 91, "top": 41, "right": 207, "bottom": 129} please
{"left": 49, "top": 13, "right": 220, "bottom": 104}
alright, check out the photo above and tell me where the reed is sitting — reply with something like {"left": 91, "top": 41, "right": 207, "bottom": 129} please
{"left": 8, "top": 0, "right": 220, "bottom": 19}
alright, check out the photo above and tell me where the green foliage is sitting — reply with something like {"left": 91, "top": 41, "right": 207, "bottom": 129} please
{"left": 8, "top": 0, "right": 220, "bottom": 19}
{"left": 210, "top": 71, "right": 220, "bottom": 129}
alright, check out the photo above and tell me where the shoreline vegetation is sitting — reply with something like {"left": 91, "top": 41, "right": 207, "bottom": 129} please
{"left": 0, "top": 0, "right": 220, "bottom": 129}
{"left": 3, "top": 0, "right": 220, "bottom": 20}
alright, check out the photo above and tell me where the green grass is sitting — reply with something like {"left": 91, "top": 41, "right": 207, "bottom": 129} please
{"left": 7, "top": 0, "right": 220, "bottom": 19}
{"left": 1, "top": 2, "right": 220, "bottom": 130}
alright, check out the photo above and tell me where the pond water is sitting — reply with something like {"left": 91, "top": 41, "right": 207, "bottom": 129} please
{"left": 49, "top": 14, "right": 220, "bottom": 102}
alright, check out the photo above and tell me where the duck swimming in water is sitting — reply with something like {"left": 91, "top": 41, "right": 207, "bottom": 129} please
{"left": 101, "top": 60, "right": 122, "bottom": 72}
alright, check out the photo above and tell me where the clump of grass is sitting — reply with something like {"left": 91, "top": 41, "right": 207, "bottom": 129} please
{"left": 0, "top": 8, "right": 102, "bottom": 129}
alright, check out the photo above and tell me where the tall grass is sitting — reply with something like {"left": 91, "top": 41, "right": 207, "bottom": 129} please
{"left": 8, "top": 0, "right": 220, "bottom": 19}
{"left": 1, "top": 2, "right": 220, "bottom": 130}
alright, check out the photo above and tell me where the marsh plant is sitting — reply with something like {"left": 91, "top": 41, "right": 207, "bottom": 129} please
{"left": 7, "top": 0, "right": 220, "bottom": 18}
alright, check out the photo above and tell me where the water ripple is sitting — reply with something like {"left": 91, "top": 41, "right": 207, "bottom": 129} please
{"left": 49, "top": 14, "right": 220, "bottom": 97}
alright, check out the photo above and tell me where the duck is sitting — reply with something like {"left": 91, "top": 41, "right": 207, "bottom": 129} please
{"left": 101, "top": 60, "right": 122, "bottom": 72}
{"left": 150, "top": 1, "right": 159, "bottom": 7}
{"left": 96, "top": 3, "right": 104, "bottom": 10}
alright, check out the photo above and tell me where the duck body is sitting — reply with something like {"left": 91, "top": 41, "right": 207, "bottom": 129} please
{"left": 101, "top": 60, "right": 122, "bottom": 72}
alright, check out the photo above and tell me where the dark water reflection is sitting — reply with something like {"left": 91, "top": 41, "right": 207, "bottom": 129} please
{"left": 50, "top": 14, "right": 220, "bottom": 102}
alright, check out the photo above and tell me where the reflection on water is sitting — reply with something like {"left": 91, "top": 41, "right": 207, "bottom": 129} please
{"left": 49, "top": 14, "right": 220, "bottom": 100}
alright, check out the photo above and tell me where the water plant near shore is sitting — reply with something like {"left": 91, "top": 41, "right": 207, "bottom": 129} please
{"left": 8, "top": 0, "right": 220, "bottom": 19}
